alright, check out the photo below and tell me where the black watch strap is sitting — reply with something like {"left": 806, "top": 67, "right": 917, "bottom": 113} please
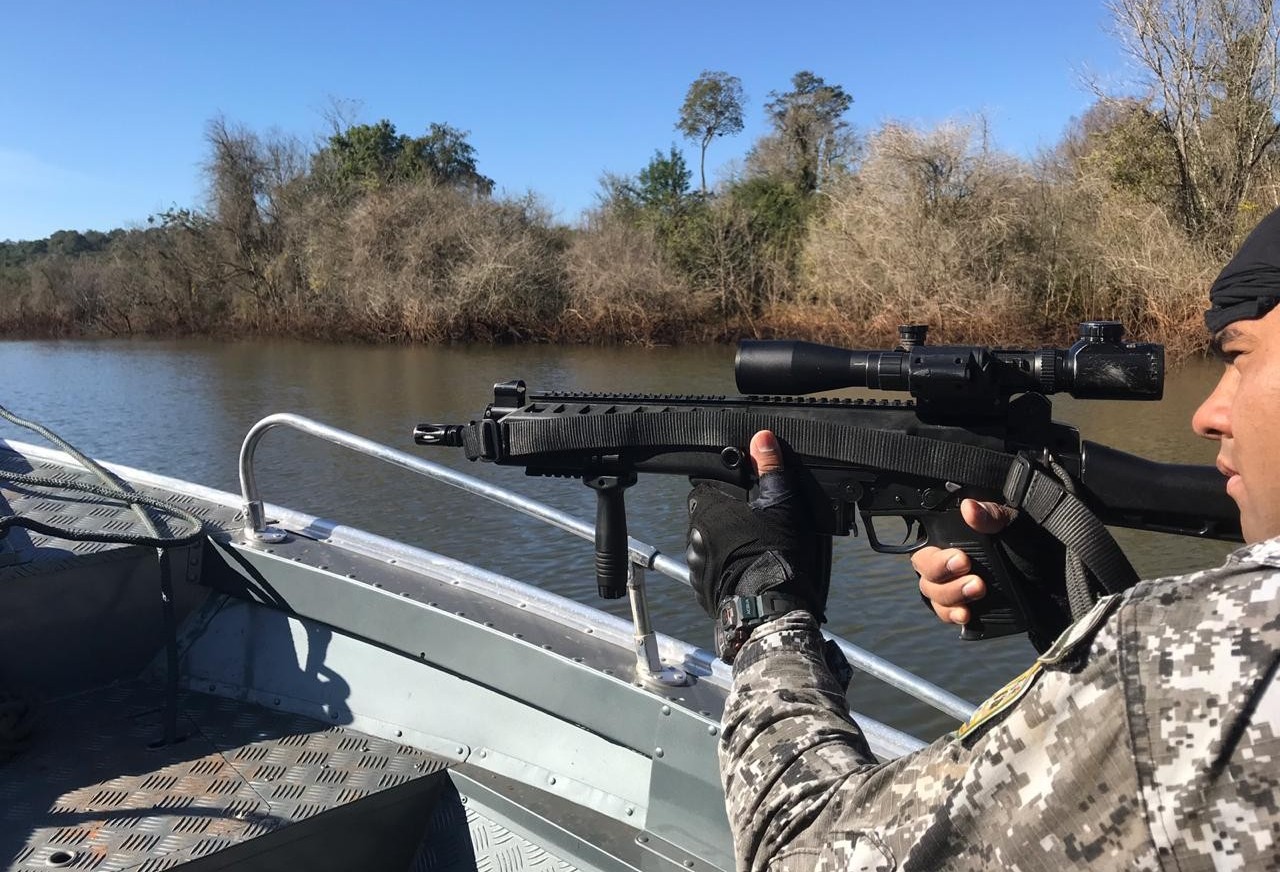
{"left": 714, "top": 592, "right": 808, "bottom": 663}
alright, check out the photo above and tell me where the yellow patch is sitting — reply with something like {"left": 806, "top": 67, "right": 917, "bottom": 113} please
{"left": 951, "top": 593, "right": 1123, "bottom": 743}
{"left": 953, "top": 659, "right": 1043, "bottom": 741}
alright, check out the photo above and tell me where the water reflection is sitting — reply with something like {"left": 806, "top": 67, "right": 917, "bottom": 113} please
{"left": 0, "top": 339, "right": 1236, "bottom": 739}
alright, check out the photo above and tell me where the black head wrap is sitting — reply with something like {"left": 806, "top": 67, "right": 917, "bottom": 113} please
{"left": 1206, "top": 207, "right": 1280, "bottom": 333}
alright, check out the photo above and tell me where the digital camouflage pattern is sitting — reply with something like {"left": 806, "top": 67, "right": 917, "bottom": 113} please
{"left": 721, "top": 539, "right": 1280, "bottom": 871}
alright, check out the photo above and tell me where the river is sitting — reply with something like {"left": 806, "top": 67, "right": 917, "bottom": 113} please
{"left": 0, "top": 338, "right": 1237, "bottom": 740}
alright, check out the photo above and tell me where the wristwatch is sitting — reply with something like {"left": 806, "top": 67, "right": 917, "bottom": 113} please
{"left": 714, "top": 591, "right": 807, "bottom": 663}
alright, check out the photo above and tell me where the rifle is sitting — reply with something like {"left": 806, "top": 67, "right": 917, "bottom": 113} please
{"left": 415, "top": 322, "right": 1241, "bottom": 641}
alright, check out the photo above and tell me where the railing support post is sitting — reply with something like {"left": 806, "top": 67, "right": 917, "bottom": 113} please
{"left": 627, "top": 563, "right": 689, "bottom": 687}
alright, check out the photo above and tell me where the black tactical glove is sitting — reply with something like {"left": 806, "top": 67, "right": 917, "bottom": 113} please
{"left": 685, "top": 465, "right": 830, "bottom": 624}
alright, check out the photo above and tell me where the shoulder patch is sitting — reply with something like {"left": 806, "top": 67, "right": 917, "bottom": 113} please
{"left": 952, "top": 594, "right": 1123, "bottom": 743}
{"left": 1037, "top": 593, "right": 1123, "bottom": 665}
{"left": 953, "top": 659, "right": 1042, "bottom": 742}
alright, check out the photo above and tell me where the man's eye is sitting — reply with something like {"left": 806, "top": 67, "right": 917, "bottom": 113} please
{"left": 1209, "top": 326, "right": 1253, "bottom": 361}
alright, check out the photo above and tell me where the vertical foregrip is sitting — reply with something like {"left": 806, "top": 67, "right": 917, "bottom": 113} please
{"left": 584, "top": 472, "right": 637, "bottom": 599}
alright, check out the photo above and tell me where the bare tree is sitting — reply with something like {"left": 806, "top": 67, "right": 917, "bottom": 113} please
{"left": 205, "top": 117, "right": 266, "bottom": 242}
{"left": 1109, "top": 0, "right": 1280, "bottom": 247}
{"left": 202, "top": 117, "right": 308, "bottom": 319}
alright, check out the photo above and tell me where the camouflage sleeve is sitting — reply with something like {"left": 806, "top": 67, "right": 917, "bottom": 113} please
{"left": 1120, "top": 547, "right": 1280, "bottom": 868}
{"left": 721, "top": 547, "right": 1280, "bottom": 871}
{"left": 719, "top": 605, "right": 1150, "bottom": 871}
{"left": 717, "top": 611, "right": 881, "bottom": 870}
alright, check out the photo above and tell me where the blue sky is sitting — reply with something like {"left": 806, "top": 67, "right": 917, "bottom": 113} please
{"left": 1, "top": 2, "right": 1130, "bottom": 242}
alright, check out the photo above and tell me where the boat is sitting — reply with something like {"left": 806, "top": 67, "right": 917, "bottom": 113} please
{"left": 1, "top": 410, "right": 968, "bottom": 872}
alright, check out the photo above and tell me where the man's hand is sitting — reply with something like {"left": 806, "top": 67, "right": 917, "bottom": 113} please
{"left": 911, "top": 500, "right": 1015, "bottom": 626}
{"left": 686, "top": 431, "right": 828, "bottom": 621}
{"left": 913, "top": 499, "right": 1076, "bottom": 652}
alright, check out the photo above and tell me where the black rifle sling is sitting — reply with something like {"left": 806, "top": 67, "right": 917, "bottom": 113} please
{"left": 1010, "top": 466, "right": 1137, "bottom": 596}
{"left": 492, "top": 412, "right": 1140, "bottom": 598}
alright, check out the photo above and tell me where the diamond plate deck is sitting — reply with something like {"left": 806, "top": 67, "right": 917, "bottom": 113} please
{"left": 2, "top": 682, "right": 451, "bottom": 872}
{"left": 461, "top": 810, "right": 576, "bottom": 872}
{"left": 414, "top": 789, "right": 579, "bottom": 872}
{"left": 0, "top": 446, "right": 242, "bottom": 575}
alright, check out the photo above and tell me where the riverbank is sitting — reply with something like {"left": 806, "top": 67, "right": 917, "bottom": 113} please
{"left": 0, "top": 295, "right": 1212, "bottom": 361}
{"left": 0, "top": 116, "right": 1233, "bottom": 362}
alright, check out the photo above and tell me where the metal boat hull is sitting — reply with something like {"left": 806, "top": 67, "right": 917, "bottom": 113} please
{"left": 0, "top": 431, "right": 934, "bottom": 872}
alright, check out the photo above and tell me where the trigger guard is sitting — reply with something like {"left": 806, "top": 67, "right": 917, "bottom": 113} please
{"left": 861, "top": 513, "right": 927, "bottom": 555}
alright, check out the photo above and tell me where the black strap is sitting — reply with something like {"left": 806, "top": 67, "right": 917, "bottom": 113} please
{"left": 502, "top": 412, "right": 1013, "bottom": 488}
{"left": 1005, "top": 459, "right": 1139, "bottom": 600}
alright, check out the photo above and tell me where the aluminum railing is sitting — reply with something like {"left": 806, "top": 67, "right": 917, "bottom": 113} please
{"left": 238, "top": 413, "right": 976, "bottom": 722}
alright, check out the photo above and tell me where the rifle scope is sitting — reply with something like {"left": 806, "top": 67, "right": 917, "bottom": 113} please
{"left": 736, "top": 321, "right": 1164, "bottom": 402}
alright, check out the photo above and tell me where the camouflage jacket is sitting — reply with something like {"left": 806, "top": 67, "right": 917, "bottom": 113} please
{"left": 720, "top": 539, "right": 1280, "bottom": 871}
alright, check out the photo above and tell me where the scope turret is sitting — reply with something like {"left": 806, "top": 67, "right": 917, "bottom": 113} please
{"left": 735, "top": 321, "right": 1163, "bottom": 405}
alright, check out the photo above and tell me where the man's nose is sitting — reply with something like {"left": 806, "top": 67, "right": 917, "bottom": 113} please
{"left": 1192, "top": 372, "right": 1233, "bottom": 440}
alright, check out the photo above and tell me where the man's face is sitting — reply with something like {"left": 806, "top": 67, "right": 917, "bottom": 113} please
{"left": 1193, "top": 305, "right": 1280, "bottom": 543}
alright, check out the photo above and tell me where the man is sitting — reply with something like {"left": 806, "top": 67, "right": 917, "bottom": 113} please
{"left": 687, "top": 210, "right": 1280, "bottom": 870}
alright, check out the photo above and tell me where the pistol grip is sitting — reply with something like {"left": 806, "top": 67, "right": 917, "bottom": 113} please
{"left": 922, "top": 510, "right": 1029, "bottom": 641}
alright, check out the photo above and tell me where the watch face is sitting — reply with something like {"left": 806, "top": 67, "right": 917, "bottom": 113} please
{"left": 716, "top": 595, "right": 804, "bottom": 664}
{"left": 713, "top": 623, "right": 732, "bottom": 662}
{"left": 715, "top": 601, "right": 737, "bottom": 662}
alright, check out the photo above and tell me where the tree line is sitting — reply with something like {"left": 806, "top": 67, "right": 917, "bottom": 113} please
{"left": 4, "top": 0, "right": 1279, "bottom": 358}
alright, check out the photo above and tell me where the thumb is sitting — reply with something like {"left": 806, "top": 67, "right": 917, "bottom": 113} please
{"left": 960, "top": 498, "right": 1016, "bottom": 534}
{"left": 750, "top": 430, "right": 783, "bottom": 476}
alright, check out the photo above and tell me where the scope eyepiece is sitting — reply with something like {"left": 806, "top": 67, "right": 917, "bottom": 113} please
{"left": 1064, "top": 321, "right": 1163, "bottom": 400}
